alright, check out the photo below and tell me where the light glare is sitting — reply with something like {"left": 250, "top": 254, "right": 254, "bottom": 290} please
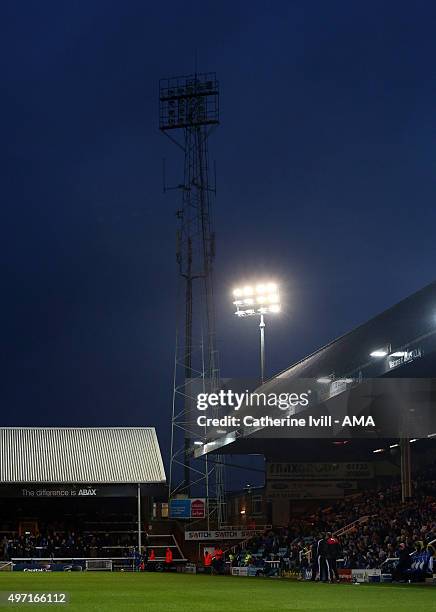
{"left": 233, "top": 279, "right": 282, "bottom": 317}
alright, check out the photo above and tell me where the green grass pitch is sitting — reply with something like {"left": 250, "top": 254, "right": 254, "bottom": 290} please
{"left": 0, "top": 573, "right": 435, "bottom": 611}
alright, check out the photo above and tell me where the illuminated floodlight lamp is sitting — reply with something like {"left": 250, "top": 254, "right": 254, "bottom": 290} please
{"left": 233, "top": 282, "right": 281, "bottom": 317}
{"left": 410, "top": 439, "right": 418, "bottom": 443}
{"left": 373, "top": 448, "right": 385, "bottom": 453}
{"left": 370, "top": 349, "right": 388, "bottom": 358}
{"left": 390, "top": 351, "right": 406, "bottom": 357}
{"left": 232, "top": 280, "right": 281, "bottom": 383}
{"left": 389, "top": 443, "right": 399, "bottom": 449}
{"left": 193, "top": 440, "right": 203, "bottom": 446}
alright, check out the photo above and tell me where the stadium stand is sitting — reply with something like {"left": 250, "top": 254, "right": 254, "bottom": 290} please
{"left": 225, "top": 463, "right": 436, "bottom": 581}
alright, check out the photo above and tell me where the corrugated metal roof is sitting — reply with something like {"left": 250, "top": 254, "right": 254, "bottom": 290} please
{"left": 0, "top": 428, "right": 166, "bottom": 484}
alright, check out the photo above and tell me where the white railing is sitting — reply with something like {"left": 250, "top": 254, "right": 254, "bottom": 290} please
{"left": 11, "top": 557, "right": 131, "bottom": 561}
{"left": 334, "top": 515, "right": 375, "bottom": 538}
{"left": 219, "top": 524, "right": 272, "bottom": 531}
{"left": 224, "top": 527, "right": 273, "bottom": 557}
{"left": 0, "top": 562, "right": 13, "bottom": 571}
{"left": 146, "top": 534, "right": 186, "bottom": 561}
{"left": 298, "top": 516, "right": 376, "bottom": 562}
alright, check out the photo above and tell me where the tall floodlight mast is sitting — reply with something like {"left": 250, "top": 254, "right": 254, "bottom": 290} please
{"left": 160, "top": 72, "right": 226, "bottom": 526}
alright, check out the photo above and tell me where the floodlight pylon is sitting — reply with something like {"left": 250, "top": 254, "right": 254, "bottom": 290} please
{"left": 160, "top": 72, "right": 226, "bottom": 527}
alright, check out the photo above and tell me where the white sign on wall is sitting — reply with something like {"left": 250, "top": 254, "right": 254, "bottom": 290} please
{"left": 266, "top": 480, "right": 357, "bottom": 500}
{"left": 185, "top": 529, "right": 264, "bottom": 541}
{"left": 231, "top": 567, "right": 249, "bottom": 576}
{"left": 267, "top": 462, "right": 373, "bottom": 480}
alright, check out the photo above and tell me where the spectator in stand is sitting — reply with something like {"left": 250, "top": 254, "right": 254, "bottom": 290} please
{"left": 1, "top": 537, "right": 8, "bottom": 561}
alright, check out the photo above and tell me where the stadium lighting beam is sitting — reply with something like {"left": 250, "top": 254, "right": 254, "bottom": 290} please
{"left": 232, "top": 282, "right": 281, "bottom": 384}
{"left": 370, "top": 345, "right": 391, "bottom": 358}
{"left": 316, "top": 374, "right": 334, "bottom": 384}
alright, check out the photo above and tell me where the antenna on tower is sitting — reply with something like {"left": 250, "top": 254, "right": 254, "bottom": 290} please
{"left": 160, "top": 71, "right": 226, "bottom": 527}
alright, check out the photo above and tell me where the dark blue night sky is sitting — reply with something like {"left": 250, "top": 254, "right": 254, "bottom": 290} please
{"left": 1, "top": 1, "right": 436, "bottom": 474}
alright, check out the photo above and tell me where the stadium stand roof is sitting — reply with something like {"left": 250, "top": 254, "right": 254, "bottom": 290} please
{"left": 195, "top": 280, "right": 436, "bottom": 459}
{"left": 0, "top": 428, "right": 166, "bottom": 484}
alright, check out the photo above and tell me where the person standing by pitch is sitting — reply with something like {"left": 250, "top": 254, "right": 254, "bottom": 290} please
{"left": 316, "top": 533, "right": 329, "bottom": 583}
{"left": 326, "top": 532, "right": 341, "bottom": 582}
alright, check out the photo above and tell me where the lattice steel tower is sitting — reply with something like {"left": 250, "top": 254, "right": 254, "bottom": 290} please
{"left": 160, "top": 72, "right": 225, "bottom": 526}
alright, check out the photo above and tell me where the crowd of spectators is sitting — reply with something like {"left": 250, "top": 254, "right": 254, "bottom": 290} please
{"left": 2, "top": 465, "right": 435, "bottom": 577}
{"left": 231, "top": 466, "right": 436, "bottom": 573}
{"left": 1, "top": 529, "right": 139, "bottom": 560}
